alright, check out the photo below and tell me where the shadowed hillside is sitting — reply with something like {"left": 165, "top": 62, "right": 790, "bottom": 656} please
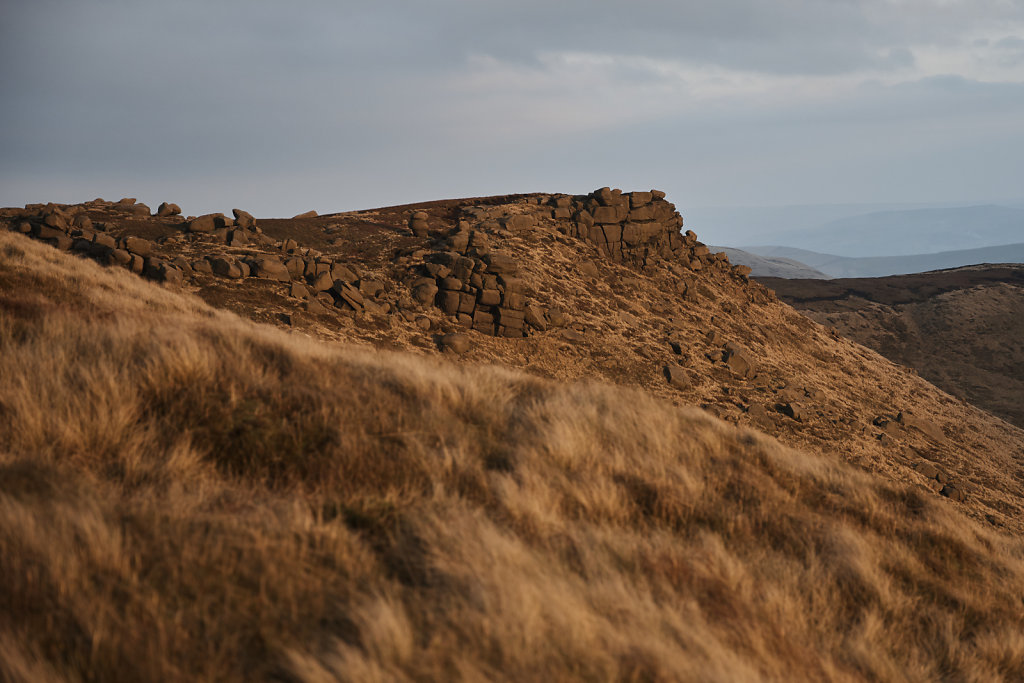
{"left": 3, "top": 191, "right": 1024, "bottom": 680}
{"left": 760, "top": 266, "right": 1024, "bottom": 430}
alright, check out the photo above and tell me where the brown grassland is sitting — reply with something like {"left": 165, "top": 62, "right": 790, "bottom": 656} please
{"left": 2, "top": 231, "right": 1024, "bottom": 681}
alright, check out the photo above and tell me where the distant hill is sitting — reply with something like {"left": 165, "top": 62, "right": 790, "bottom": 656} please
{"left": 708, "top": 246, "right": 829, "bottom": 279}
{"left": 689, "top": 203, "right": 1024, "bottom": 258}
{"left": 745, "top": 243, "right": 1024, "bottom": 278}
{"left": 775, "top": 205, "right": 1024, "bottom": 257}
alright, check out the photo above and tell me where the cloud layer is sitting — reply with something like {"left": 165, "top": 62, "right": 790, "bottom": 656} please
{"left": 2, "top": 0, "right": 1023, "bottom": 216}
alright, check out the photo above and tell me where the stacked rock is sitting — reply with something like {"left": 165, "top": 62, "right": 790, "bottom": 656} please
{"left": 408, "top": 211, "right": 430, "bottom": 237}
{"left": 549, "top": 188, "right": 685, "bottom": 266}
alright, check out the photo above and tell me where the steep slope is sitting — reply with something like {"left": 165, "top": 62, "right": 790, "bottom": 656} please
{"left": 4, "top": 191, "right": 1024, "bottom": 534}
{"left": 759, "top": 266, "right": 1024, "bottom": 430}
{"left": 2, "top": 229, "right": 1024, "bottom": 682}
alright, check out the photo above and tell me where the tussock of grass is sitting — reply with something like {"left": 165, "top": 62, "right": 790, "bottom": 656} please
{"left": 2, "top": 231, "right": 1024, "bottom": 682}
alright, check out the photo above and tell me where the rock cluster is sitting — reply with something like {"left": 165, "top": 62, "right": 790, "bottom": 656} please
{"left": 9, "top": 202, "right": 172, "bottom": 281}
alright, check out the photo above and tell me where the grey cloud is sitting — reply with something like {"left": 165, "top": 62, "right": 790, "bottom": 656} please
{"left": 2, "top": 0, "right": 1024, "bottom": 215}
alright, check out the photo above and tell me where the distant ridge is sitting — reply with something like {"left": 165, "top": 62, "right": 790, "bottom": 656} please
{"left": 708, "top": 246, "right": 829, "bottom": 279}
{"left": 743, "top": 242, "right": 1024, "bottom": 278}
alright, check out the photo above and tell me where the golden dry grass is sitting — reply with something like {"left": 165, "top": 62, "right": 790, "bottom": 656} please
{"left": 2, "top": 231, "right": 1024, "bottom": 682}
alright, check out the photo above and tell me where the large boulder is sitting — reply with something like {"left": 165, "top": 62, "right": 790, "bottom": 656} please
{"left": 251, "top": 256, "right": 291, "bottom": 282}
{"left": 156, "top": 202, "right": 181, "bottom": 217}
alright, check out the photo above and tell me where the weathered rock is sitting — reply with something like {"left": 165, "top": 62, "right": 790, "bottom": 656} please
{"left": 940, "top": 483, "right": 966, "bottom": 502}
{"left": 484, "top": 253, "right": 518, "bottom": 275}
{"left": 524, "top": 304, "right": 547, "bottom": 331}
{"left": 123, "top": 236, "right": 153, "bottom": 257}
{"left": 777, "top": 402, "right": 805, "bottom": 421}
{"left": 157, "top": 202, "right": 181, "bottom": 217}
{"left": 290, "top": 282, "right": 310, "bottom": 299}
{"left": 477, "top": 289, "right": 501, "bottom": 306}
{"left": 209, "top": 257, "right": 243, "bottom": 279}
{"left": 502, "top": 215, "right": 534, "bottom": 231}
{"left": 310, "top": 271, "right": 334, "bottom": 292}
{"left": 331, "top": 263, "right": 357, "bottom": 283}
{"left": 332, "top": 281, "right": 365, "bottom": 310}
{"left": 578, "top": 260, "right": 599, "bottom": 278}
{"left": 664, "top": 364, "right": 692, "bottom": 389}
{"left": 413, "top": 282, "right": 439, "bottom": 305}
{"left": 439, "top": 277, "right": 464, "bottom": 291}
{"left": 546, "top": 308, "right": 567, "bottom": 328}
{"left": 723, "top": 341, "right": 757, "bottom": 379}
{"left": 228, "top": 229, "right": 250, "bottom": 247}
{"left": 232, "top": 209, "right": 256, "bottom": 229}
{"left": 188, "top": 214, "right": 219, "bottom": 233}
{"left": 252, "top": 256, "right": 290, "bottom": 282}
{"left": 440, "top": 333, "right": 471, "bottom": 354}
{"left": 144, "top": 260, "right": 183, "bottom": 287}
{"left": 192, "top": 259, "right": 213, "bottom": 274}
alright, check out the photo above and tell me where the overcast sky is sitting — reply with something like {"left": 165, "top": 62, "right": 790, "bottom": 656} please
{"left": 3, "top": 0, "right": 1024, "bottom": 219}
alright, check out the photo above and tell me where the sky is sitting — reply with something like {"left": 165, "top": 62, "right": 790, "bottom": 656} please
{"left": 3, "top": 0, "right": 1024, "bottom": 220}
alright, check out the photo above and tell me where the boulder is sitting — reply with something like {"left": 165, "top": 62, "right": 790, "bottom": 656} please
{"left": 188, "top": 214, "right": 219, "bottom": 233}
{"left": 228, "top": 229, "right": 250, "bottom": 247}
{"left": 440, "top": 333, "right": 471, "bottom": 354}
{"left": 252, "top": 257, "right": 291, "bottom": 282}
{"left": 290, "top": 282, "right": 310, "bottom": 299}
{"left": 723, "top": 341, "right": 757, "bottom": 379}
{"left": 897, "top": 410, "right": 944, "bottom": 443}
{"left": 630, "top": 191, "right": 653, "bottom": 208}
{"left": 664, "top": 364, "right": 692, "bottom": 389}
{"left": 502, "top": 215, "right": 535, "bottom": 231}
{"left": 578, "top": 260, "right": 599, "bottom": 278}
{"left": 331, "top": 263, "right": 357, "bottom": 283}
{"left": 157, "top": 202, "right": 181, "bottom": 217}
{"left": 413, "top": 282, "right": 439, "bottom": 305}
{"left": 123, "top": 236, "right": 153, "bottom": 257}
{"left": 310, "top": 271, "right": 334, "bottom": 292}
{"left": 484, "top": 252, "right": 518, "bottom": 275}
{"left": 524, "top": 304, "right": 547, "bottom": 331}
{"left": 232, "top": 209, "right": 256, "bottom": 229}
{"left": 209, "top": 257, "right": 243, "bottom": 279}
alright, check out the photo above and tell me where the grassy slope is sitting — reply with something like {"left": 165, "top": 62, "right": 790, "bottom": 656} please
{"left": 2, "top": 231, "right": 1024, "bottom": 682}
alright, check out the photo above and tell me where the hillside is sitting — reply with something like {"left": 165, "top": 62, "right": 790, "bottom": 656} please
{"left": 3, "top": 191, "right": 1024, "bottom": 680}
{"left": 745, "top": 243, "right": 1024, "bottom": 278}
{"left": 759, "top": 266, "right": 1024, "bottom": 430}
